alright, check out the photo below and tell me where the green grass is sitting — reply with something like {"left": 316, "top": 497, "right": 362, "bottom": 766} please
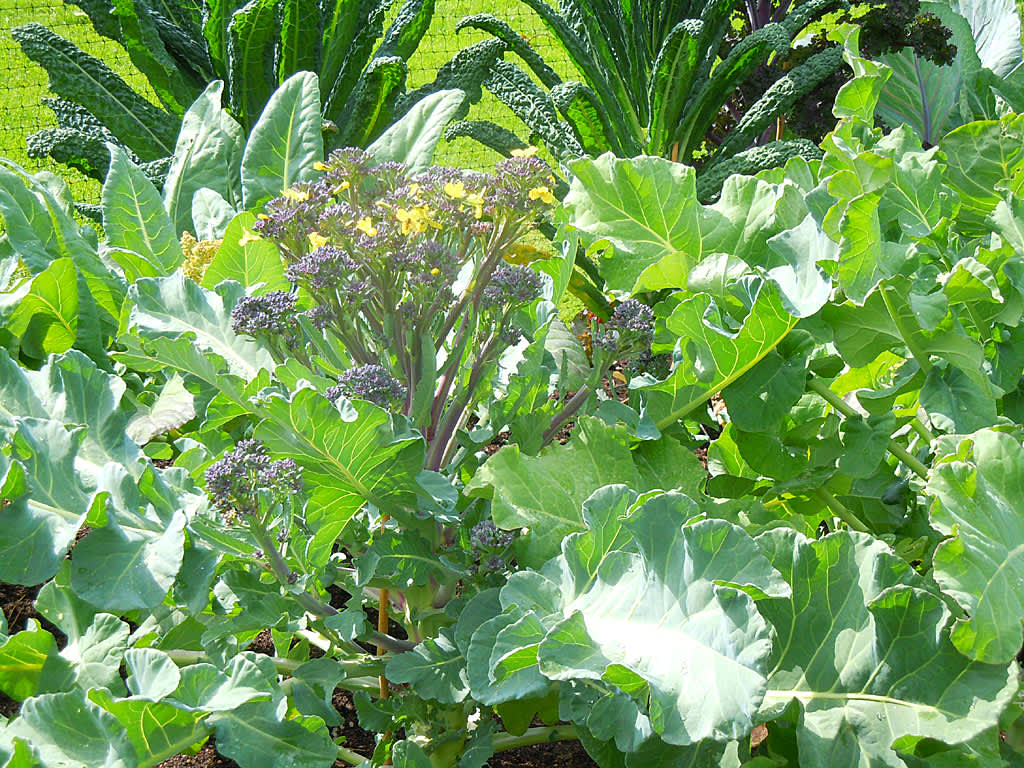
{"left": 0, "top": 0, "right": 573, "bottom": 204}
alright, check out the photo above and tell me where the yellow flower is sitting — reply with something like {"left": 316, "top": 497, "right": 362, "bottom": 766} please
{"left": 407, "top": 183, "right": 421, "bottom": 197}
{"left": 257, "top": 213, "right": 270, "bottom": 220}
{"left": 238, "top": 229, "right": 261, "bottom": 246}
{"left": 395, "top": 206, "right": 440, "bottom": 234}
{"left": 511, "top": 146, "right": 539, "bottom": 158}
{"left": 282, "top": 187, "right": 310, "bottom": 202}
{"left": 308, "top": 232, "right": 329, "bottom": 249}
{"left": 336, "top": 180, "right": 351, "bottom": 192}
{"left": 430, "top": 267, "right": 440, "bottom": 275}
{"left": 466, "top": 193, "right": 485, "bottom": 219}
{"left": 528, "top": 186, "right": 555, "bottom": 204}
{"left": 443, "top": 181, "right": 467, "bottom": 199}
{"left": 313, "top": 161, "right": 328, "bottom": 171}
{"left": 356, "top": 217, "right": 378, "bottom": 237}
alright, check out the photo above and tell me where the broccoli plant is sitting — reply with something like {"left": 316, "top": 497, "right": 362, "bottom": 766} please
{"left": 235, "top": 146, "right": 649, "bottom": 471}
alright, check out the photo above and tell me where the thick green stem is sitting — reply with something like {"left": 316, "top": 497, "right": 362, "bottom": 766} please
{"left": 806, "top": 378, "right": 929, "bottom": 480}
{"left": 491, "top": 725, "right": 579, "bottom": 753}
{"left": 909, "top": 416, "right": 935, "bottom": 443}
{"left": 879, "top": 284, "right": 931, "bottom": 374}
{"left": 811, "top": 488, "right": 869, "bottom": 533}
{"left": 336, "top": 745, "right": 368, "bottom": 766}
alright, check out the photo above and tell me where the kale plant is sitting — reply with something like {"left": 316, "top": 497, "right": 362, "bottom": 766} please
{"left": 12, "top": 0, "right": 440, "bottom": 189}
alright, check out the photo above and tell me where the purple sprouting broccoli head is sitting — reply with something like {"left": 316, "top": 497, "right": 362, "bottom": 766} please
{"left": 469, "top": 520, "right": 514, "bottom": 550}
{"left": 611, "top": 300, "right": 654, "bottom": 341}
{"left": 481, "top": 264, "right": 544, "bottom": 309}
{"left": 231, "top": 291, "right": 298, "bottom": 338}
{"left": 326, "top": 364, "right": 406, "bottom": 408}
{"left": 285, "top": 245, "right": 357, "bottom": 292}
{"left": 205, "top": 439, "right": 303, "bottom": 521}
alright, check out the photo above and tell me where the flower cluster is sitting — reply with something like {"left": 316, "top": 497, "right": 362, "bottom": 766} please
{"left": 326, "top": 364, "right": 406, "bottom": 408}
{"left": 481, "top": 263, "right": 544, "bottom": 309}
{"left": 205, "top": 439, "right": 303, "bottom": 523}
{"left": 469, "top": 520, "right": 514, "bottom": 573}
{"left": 180, "top": 232, "right": 221, "bottom": 283}
{"left": 589, "top": 300, "right": 655, "bottom": 357}
{"left": 230, "top": 291, "right": 301, "bottom": 352}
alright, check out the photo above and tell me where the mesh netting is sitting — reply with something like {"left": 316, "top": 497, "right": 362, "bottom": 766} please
{"left": 0, "top": 0, "right": 573, "bottom": 204}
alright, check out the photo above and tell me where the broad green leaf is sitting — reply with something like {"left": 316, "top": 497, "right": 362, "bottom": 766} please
{"left": 951, "top": 0, "right": 1022, "bottom": 77}
{"left": 7, "top": 690, "right": 136, "bottom": 767}
{"left": 72, "top": 506, "right": 187, "bottom": 611}
{"left": 928, "top": 429, "right": 1024, "bottom": 662}
{"left": 255, "top": 390, "right": 425, "bottom": 564}
{"left": 0, "top": 621, "right": 74, "bottom": 701}
{"left": 124, "top": 648, "right": 181, "bottom": 700}
{"left": 7, "top": 257, "right": 78, "bottom": 355}
{"left": 722, "top": 342, "right": 808, "bottom": 434}
{"left": 59, "top": 613, "right": 128, "bottom": 694}
{"left": 505, "top": 495, "right": 786, "bottom": 747}
{"left": 367, "top": 89, "right": 466, "bottom": 175}
{"left": 757, "top": 529, "right": 1017, "bottom": 767}
{"left": 467, "top": 610, "right": 550, "bottom": 705}
{"left": 192, "top": 187, "right": 238, "bottom": 241}
{"left": 209, "top": 700, "right": 337, "bottom": 768}
{"left": 123, "top": 273, "right": 274, "bottom": 378}
{"left": 169, "top": 655, "right": 275, "bottom": 712}
{"left": 564, "top": 153, "right": 727, "bottom": 293}
{"left": 638, "top": 282, "right": 798, "bottom": 431}
{"left": 201, "top": 212, "right": 288, "bottom": 294}
{"left": 879, "top": 145, "right": 945, "bottom": 238}
{"left": 102, "top": 147, "right": 184, "bottom": 275}
{"left": 920, "top": 365, "right": 999, "bottom": 433}
{"left": 89, "top": 688, "right": 211, "bottom": 765}
{"left": 0, "top": 164, "right": 94, "bottom": 273}
{"left": 763, "top": 214, "right": 836, "bottom": 318}
{"left": 0, "top": 420, "right": 100, "bottom": 585}
{"left": 386, "top": 627, "right": 469, "bottom": 704}
{"left": 163, "top": 80, "right": 245, "bottom": 234}
{"left": 838, "top": 192, "right": 911, "bottom": 304}
{"left": 125, "top": 373, "right": 196, "bottom": 444}
{"left": 0, "top": 350, "right": 143, "bottom": 470}
{"left": 241, "top": 71, "right": 324, "bottom": 209}
{"left": 0, "top": 162, "right": 122, "bottom": 326}
{"left": 877, "top": 48, "right": 961, "bottom": 145}
{"left": 465, "top": 417, "right": 642, "bottom": 568}
{"left": 940, "top": 114, "right": 1024, "bottom": 235}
